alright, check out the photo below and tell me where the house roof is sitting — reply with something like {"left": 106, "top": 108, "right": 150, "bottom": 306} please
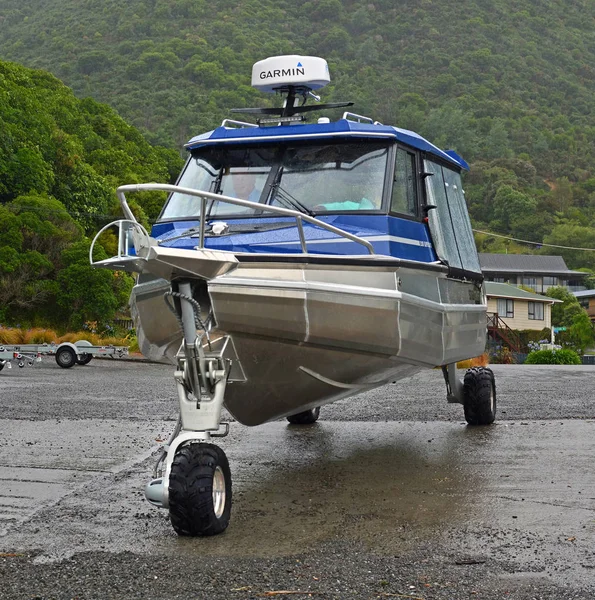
{"left": 574, "top": 289, "right": 595, "bottom": 299}
{"left": 485, "top": 282, "right": 562, "bottom": 303}
{"left": 479, "top": 253, "right": 586, "bottom": 277}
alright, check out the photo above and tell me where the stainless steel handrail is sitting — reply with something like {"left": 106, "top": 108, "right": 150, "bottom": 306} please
{"left": 116, "top": 183, "right": 375, "bottom": 255}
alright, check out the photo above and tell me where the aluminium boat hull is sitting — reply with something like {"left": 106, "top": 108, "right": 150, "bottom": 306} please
{"left": 131, "top": 256, "right": 487, "bottom": 426}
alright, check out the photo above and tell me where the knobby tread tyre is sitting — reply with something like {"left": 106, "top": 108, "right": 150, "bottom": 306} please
{"left": 286, "top": 407, "right": 321, "bottom": 425}
{"left": 463, "top": 367, "right": 496, "bottom": 426}
{"left": 168, "top": 443, "right": 232, "bottom": 537}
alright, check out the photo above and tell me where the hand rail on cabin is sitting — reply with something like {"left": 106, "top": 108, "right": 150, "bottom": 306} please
{"left": 116, "top": 183, "right": 376, "bottom": 255}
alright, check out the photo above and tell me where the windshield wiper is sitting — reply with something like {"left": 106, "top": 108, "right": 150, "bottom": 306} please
{"left": 269, "top": 171, "right": 315, "bottom": 216}
{"left": 205, "top": 167, "right": 225, "bottom": 219}
{"left": 274, "top": 188, "right": 315, "bottom": 217}
{"left": 158, "top": 225, "right": 203, "bottom": 245}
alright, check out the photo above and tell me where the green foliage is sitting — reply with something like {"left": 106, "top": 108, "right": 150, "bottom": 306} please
{"left": 545, "top": 286, "right": 595, "bottom": 353}
{"left": 546, "top": 286, "right": 583, "bottom": 327}
{"left": 1, "top": 3, "right": 595, "bottom": 329}
{"left": 0, "top": 61, "right": 173, "bottom": 328}
{"left": 0, "top": 0, "right": 593, "bottom": 177}
{"left": 0, "top": 1, "right": 594, "bottom": 270}
{"left": 0, "top": 60, "right": 184, "bottom": 229}
{"left": 516, "top": 328, "right": 552, "bottom": 349}
{"left": 524, "top": 349, "right": 582, "bottom": 365}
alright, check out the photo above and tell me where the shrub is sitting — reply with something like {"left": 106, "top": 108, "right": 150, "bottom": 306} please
{"left": 0, "top": 327, "right": 24, "bottom": 344}
{"left": 23, "top": 328, "right": 59, "bottom": 344}
{"left": 524, "top": 349, "right": 581, "bottom": 365}
{"left": 489, "top": 344, "right": 516, "bottom": 364}
{"left": 57, "top": 331, "right": 102, "bottom": 345}
{"left": 457, "top": 353, "right": 489, "bottom": 368}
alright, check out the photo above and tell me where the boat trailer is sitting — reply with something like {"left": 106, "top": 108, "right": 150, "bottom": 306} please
{"left": 0, "top": 340, "right": 129, "bottom": 372}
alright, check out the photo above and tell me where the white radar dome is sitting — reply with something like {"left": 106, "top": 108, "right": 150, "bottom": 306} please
{"left": 251, "top": 55, "right": 330, "bottom": 93}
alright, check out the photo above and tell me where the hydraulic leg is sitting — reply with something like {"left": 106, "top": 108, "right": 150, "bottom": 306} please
{"left": 144, "top": 280, "right": 233, "bottom": 535}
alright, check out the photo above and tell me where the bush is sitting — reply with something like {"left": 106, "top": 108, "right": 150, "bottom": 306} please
{"left": 23, "top": 327, "right": 59, "bottom": 344}
{"left": 524, "top": 349, "right": 581, "bottom": 365}
{"left": 457, "top": 353, "right": 489, "bottom": 368}
{"left": 489, "top": 344, "right": 516, "bottom": 364}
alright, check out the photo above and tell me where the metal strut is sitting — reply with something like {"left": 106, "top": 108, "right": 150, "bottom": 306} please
{"left": 145, "top": 279, "right": 232, "bottom": 509}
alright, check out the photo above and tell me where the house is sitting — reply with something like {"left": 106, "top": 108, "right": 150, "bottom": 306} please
{"left": 479, "top": 254, "right": 587, "bottom": 293}
{"left": 573, "top": 289, "right": 595, "bottom": 322}
{"left": 485, "top": 282, "right": 562, "bottom": 351}
{"left": 485, "top": 282, "right": 561, "bottom": 331}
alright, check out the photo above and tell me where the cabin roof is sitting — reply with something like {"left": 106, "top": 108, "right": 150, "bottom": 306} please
{"left": 185, "top": 119, "right": 467, "bottom": 170}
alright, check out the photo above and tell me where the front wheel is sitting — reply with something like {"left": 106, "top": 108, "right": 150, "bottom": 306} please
{"left": 55, "top": 346, "right": 77, "bottom": 369}
{"left": 287, "top": 407, "right": 321, "bottom": 425}
{"left": 168, "top": 443, "right": 232, "bottom": 536}
{"left": 463, "top": 367, "right": 496, "bottom": 425}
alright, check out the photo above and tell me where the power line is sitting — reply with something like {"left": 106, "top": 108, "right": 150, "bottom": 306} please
{"left": 473, "top": 229, "right": 595, "bottom": 252}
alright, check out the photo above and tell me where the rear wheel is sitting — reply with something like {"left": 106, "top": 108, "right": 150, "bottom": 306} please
{"left": 463, "top": 367, "right": 496, "bottom": 425}
{"left": 77, "top": 353, "right": 93, "bottom": 365}
{"left": 55, "top": 346, "right": 77, "bottom": 369}
{"left": 168, "top": 443, "right": 232, "bottom": 536}
{"left": 286, "top": 407, "right": 321, "bottom": 425}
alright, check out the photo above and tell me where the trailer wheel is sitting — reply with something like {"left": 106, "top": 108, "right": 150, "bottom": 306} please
{"left": 463, "top": 367, "right": 496, "bottom": 425}
{"left": 0, "top": 361, "right": 4, "bottom": 372}
{"left": 286, "top": 407, "right": 321, "bottom": 425}
{"left": 55, "top": 346, "right": 77, "bottom": 369}
{"left": 77, "top": 353, "right": 93, "bottom": 365}
{"left": 168, "top": 443, "right": 232, "bottom": 537}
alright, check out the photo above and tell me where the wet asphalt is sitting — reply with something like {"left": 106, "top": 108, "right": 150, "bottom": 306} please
{"left": 1, "top": 359, "right": 594, "bottom": 599}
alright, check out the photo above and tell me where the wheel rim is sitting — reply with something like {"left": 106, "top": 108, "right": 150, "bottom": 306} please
{"left": 58, "top": 351, "right": 72, "bottom": 366}
{"left": 212, "top": 466, "right": 226, "bottom": 518}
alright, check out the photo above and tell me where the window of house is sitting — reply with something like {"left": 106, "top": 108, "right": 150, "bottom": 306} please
{"left": 390, "top": 148, "right": 417, "bottom": 216}
{"left": 543, "top": 276, "right": 557, "bottom": 286}
{"left": 522, "top": 277, "right": 537, "bottom": 291}
{"left": 497, "top": 298, "right": 514, "bottom": 318}
{"left": 491, "top": 277, "right": 506, "bottom": 283}
{"left": 528, "top": 301, "right": 544, "bottom": 320}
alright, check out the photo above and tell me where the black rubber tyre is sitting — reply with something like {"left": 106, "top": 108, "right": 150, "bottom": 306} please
{"left": 77, "top": 353, "right": 93, "bottom": 365}
{"left": 168, "top": 443, "right": 232, "bottom": 536}
{"left": 0, "top": 361, "right": 5, "bottom": 372}
{"left": 286, "top": 407, "right": 321, "bottom": 425}
{"left": 55, "top": 346, "right": 77, "bottom": 369}
{"left": 463, "top": 367, "right": 496, "bottom": 425}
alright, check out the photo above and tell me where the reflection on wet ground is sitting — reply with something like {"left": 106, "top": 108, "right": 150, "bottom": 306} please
{"left": 156, "top": 420, "right": 595, "bottom": 564}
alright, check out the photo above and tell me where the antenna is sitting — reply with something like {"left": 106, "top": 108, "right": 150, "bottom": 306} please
{"left": 230, "top": 55, "right": 352, "bottom": 123}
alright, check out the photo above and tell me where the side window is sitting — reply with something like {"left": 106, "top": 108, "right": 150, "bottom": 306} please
{"left": 424, "top": 159, "right": 482, "bottom": 275}
{"left": 424, "top": 160, "right": 462, "bottom": 271}
{"left": 390, "top": 149, "right": 417, "bottom": 216}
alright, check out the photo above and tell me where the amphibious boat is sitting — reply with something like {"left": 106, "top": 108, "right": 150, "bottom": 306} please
{"left": 91, "top": 55, "right": 496, "bottom": 537}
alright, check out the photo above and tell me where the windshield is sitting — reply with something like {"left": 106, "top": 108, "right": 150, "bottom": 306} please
{"left": 159, "top": 141, "right": 390, "bottom": 220}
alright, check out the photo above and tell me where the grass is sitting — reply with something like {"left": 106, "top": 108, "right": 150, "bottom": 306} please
{"left": 0, "top": 326, "right": 129, "bottom": 348}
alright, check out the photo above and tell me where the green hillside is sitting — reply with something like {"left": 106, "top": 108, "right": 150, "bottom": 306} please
{"left": 1, "top": 0, "right": 593, "bottom": 169}
{"left": 0, "top": 59, "right": 182, "bottom": 328}
{"left": 1, "top": 0, "right": 594, "bottom": 269}
{"left": 0, "top": 0, "right": 595, "bottom": 272}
